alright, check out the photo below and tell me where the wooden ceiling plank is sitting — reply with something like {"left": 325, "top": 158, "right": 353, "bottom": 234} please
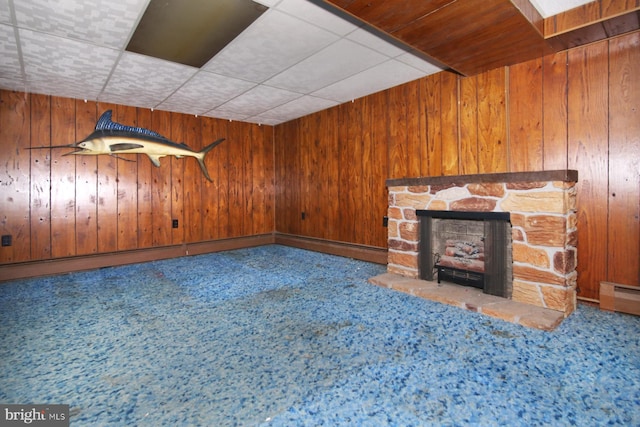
{"left": 332, "top": 0, "right": 456, "bottom": 33}
{"left": 324, "top": 0, "right": 639, "bottom": 77}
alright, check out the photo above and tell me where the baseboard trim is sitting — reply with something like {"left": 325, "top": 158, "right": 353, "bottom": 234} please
{"left": 0, "top": 234, "right": 276, "bottom": 282}
{"left": 274, "top": 233, "right": 388, "bottom": 264}
{"left": 600, "top": 281, "right": 640, "bottom": 316}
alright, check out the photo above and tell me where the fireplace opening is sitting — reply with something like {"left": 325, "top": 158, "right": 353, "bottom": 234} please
{"left": 417, "top": 210, "right": 512, "bottom": 298}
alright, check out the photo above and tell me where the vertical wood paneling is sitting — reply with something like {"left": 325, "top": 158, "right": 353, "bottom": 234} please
{"left": 360, "top": 96, "right": 376, "bottom": 246}
{"left": 370, "top": 91, "right": 389, "bottom": 247}
{"left": 29, "top": 94, "right": 51, "bottom": 260}
{"left": 321, "top": 107, "right": 340, "bottom": 242}
{"left": 388, "top": 85, "right": 408, "bottom": 178}
{"left": 74, "top": 100, "right": 98, "bottom": 255}
{"left": 227, "top": 121, "right": 244, "bottom": 237}
{"left": 274, "top": 121, "right": 295, "bottom": 235}
{"left": 0, "top": 92, "right": 272, "bottom": 267}
{"left": 608, "top": 32, "right": 640, "bottom": 286}
{"left": 96, "top": 102, "right": 118, "bottom": 253}
{"left": 440, "top": 71, "right": 459, "bottom": 175}
{"left": 542, "top": 51, "right": 569, "bottom": 170}
{"left": 242, "top": 123, "right": 253, "bottom": 237}
{"left": 423, "top": 75, "right": 442, "bottom": 176}
{"left": 477, "top": 67, "right": 508, "bottom": 173}
{"left": 150, "top": 110, "right": 172, "bottom": 247}
{"left": 0, "top": 91, "right": 30, "bottom": 263}
{"left": 568, "top": 40, "right": 610, "bottom": 300}
{"left": 201, "top": 117, "right": 223, "bottom": 241}
{"left": 115, "top": 105, "right": 139, "bottom": 251}
{"left": 298, "top": 116, "right": 311, "bottom": 237}
{"left": 251, "top": 124, "right": 270, "bottom": 235}
{"left": 216, "top": 119, "right": 231, "bottom": 239}
{"left": 136, "top": 108, "right": 153, "bottom": 249}
{"left": 170, "top": 113, "right": 185, "bottom": 244}
{"left": 350, "top": 100, "right": 365, "bottom": 243}
{"left": 417, "top": 79, "right": 430, "bottom": 177}
{"left": 50, "top": 96, "right": 76, "bottom": 258}
{"left": 183, "top": 114, "right": 203, "bottom": 243}
{"left": 405, "top": 81, "right": 422, "bottom": 177}
{"left": 335, "top": 107, "right": 348, "bottom": 241}
{"left": 306, "top": 115, "right": 322, "bottom": 238}
{"left": 339, "top": 102, "right": 362, "bottom": 242}
{"left": 459, "top": 75, "right": 479, "bottom": 174}
{"left": 263, "top": 125, "right": 275, "bottom": 234}
{"left": 509, "top": 59, "right": 543, "bottom": 172}
{"left": 305, "top": 114, "right": 322, "bottom": 239}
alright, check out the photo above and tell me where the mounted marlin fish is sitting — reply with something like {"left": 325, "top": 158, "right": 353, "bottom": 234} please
{"left": 42, "top": 110, "right": 224, "bottom": 181}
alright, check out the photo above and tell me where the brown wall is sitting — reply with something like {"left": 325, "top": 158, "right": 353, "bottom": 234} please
{"left": 0, "top": 94, "right": 275, "bottom": 265}
{"left": 274, "top": 31, "right": 640, "bottom": 300}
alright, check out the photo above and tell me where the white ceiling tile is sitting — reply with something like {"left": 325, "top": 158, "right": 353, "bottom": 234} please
{"left": 529, "top": 0, "right": 593, "bottom": 17}
{"left": 253, "top": 0, "right": 280, "bottom": 7}
{"left": 244, "top": 116, "right": 281, "bottom": 126}
{"left": 215, "top": 84, "right": 301, "bottom": 116}
{"left": 256, "top": 95, "right": 338, "bottom": 121}
{"left": 157, "top": 72, "right": 256, "bottom": 115}
{"left": 266, "top": 38, "right": 388, "bottom": 93}
{"left": 313, "top": 59, "right": 426, "bottom": 103}
{"left": 346, "top": 27, "right": 408, "bottom": 57}
{"left": 0, "top": 0, "right": 11, "bottom": 24}
{"left": 20, "top": 29, "right": 118, "bottom": 99}
{"left": 396, "top": 51, "right": 444, "bottom": 75}
{"left": 0, "top": 76, "right": 27, "bottom": 92}
{"left": 204, "top": 10, "right": 338, "bottom": 83}
{"left": 100, "top": 52, "right": 198, "bottom": 108}
{"left": 0, "top": 23, "right": 20, "bottom": 77}
{"left": 13, "top": 0, "right": 148, "bottom": 49}
{"left": 204, "top": 109, "right": 250, "bottom": 122}
{"left": 0, "top": 0, "right": 593, "bottom": 124}
{"left": 275, "top": 0, "right": 360, "bottom": 36}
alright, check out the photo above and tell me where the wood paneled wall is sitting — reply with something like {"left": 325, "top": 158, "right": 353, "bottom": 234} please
{"left": 274, "top": 31, "right": 640, "bottom": 300}
{"left": 1, "top": 33, "right": 637, "bottom": 301}
{"left": 0, "top": 94, "right": 275, "bottom": 265}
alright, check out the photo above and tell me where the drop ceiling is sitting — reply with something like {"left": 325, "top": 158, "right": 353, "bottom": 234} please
{"left": 0, "top": 0, "right": 592, "bottom": 125}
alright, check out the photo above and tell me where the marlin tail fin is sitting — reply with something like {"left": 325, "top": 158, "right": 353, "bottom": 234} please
{"left": 197, "top": 138, "right": 225, "bottom": 182}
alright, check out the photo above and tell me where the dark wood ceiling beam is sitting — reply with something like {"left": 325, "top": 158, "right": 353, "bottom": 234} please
{"left": 392, "top": 0, "right": 552, "bottom": 76}
{"left": 323, "top": 0, "right": 639, "bottom": 76}
{"left": 545, "top": 0, "right": 640, "bottom": 50}
{"left": 324, "top": 0, "right": 552, "bottom": 76}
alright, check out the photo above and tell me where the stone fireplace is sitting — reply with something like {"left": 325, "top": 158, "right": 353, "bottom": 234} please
{"left": 372, "top": 170, "right": 578, "bottom": 329}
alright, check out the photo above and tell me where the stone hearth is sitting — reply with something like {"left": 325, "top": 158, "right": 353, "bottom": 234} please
{"left": 377, "top": 170, "right": 578, "bottom": 326}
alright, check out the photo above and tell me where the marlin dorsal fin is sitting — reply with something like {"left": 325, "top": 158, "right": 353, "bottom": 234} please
{"left": 95, "top": 109, "right": 167, "bottom": 139}
{"left": 95, "top": 110, "right": 114, "bottom": 130}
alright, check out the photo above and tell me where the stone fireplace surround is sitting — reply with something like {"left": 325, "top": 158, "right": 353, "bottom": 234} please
{"left": 370, "top": 170, "right": 578, "bottom": 330}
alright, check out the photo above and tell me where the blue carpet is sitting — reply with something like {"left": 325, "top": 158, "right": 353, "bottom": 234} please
{"left": 1, "top": 245, "right": 638, "bottom": 426}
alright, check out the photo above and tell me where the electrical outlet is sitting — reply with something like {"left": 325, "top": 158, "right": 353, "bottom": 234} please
{"left": 172, "top": 219, "right": 179, "bottom": 229}
{"left": 1, "top": 235, "right": 12, "bottom": 247}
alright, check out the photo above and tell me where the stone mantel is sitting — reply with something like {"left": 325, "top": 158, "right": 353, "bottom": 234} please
{"left": 387, "top": 170, "right": 578, "bottom": 188}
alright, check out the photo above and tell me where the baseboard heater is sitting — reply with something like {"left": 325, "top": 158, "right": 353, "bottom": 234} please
{"left": 600, "top": 281, "right": 640, "bottom": 316}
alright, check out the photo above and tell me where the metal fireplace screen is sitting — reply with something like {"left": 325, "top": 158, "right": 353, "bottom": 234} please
{"left": 417, "top": 210, "right": 512, "bottom": 298}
